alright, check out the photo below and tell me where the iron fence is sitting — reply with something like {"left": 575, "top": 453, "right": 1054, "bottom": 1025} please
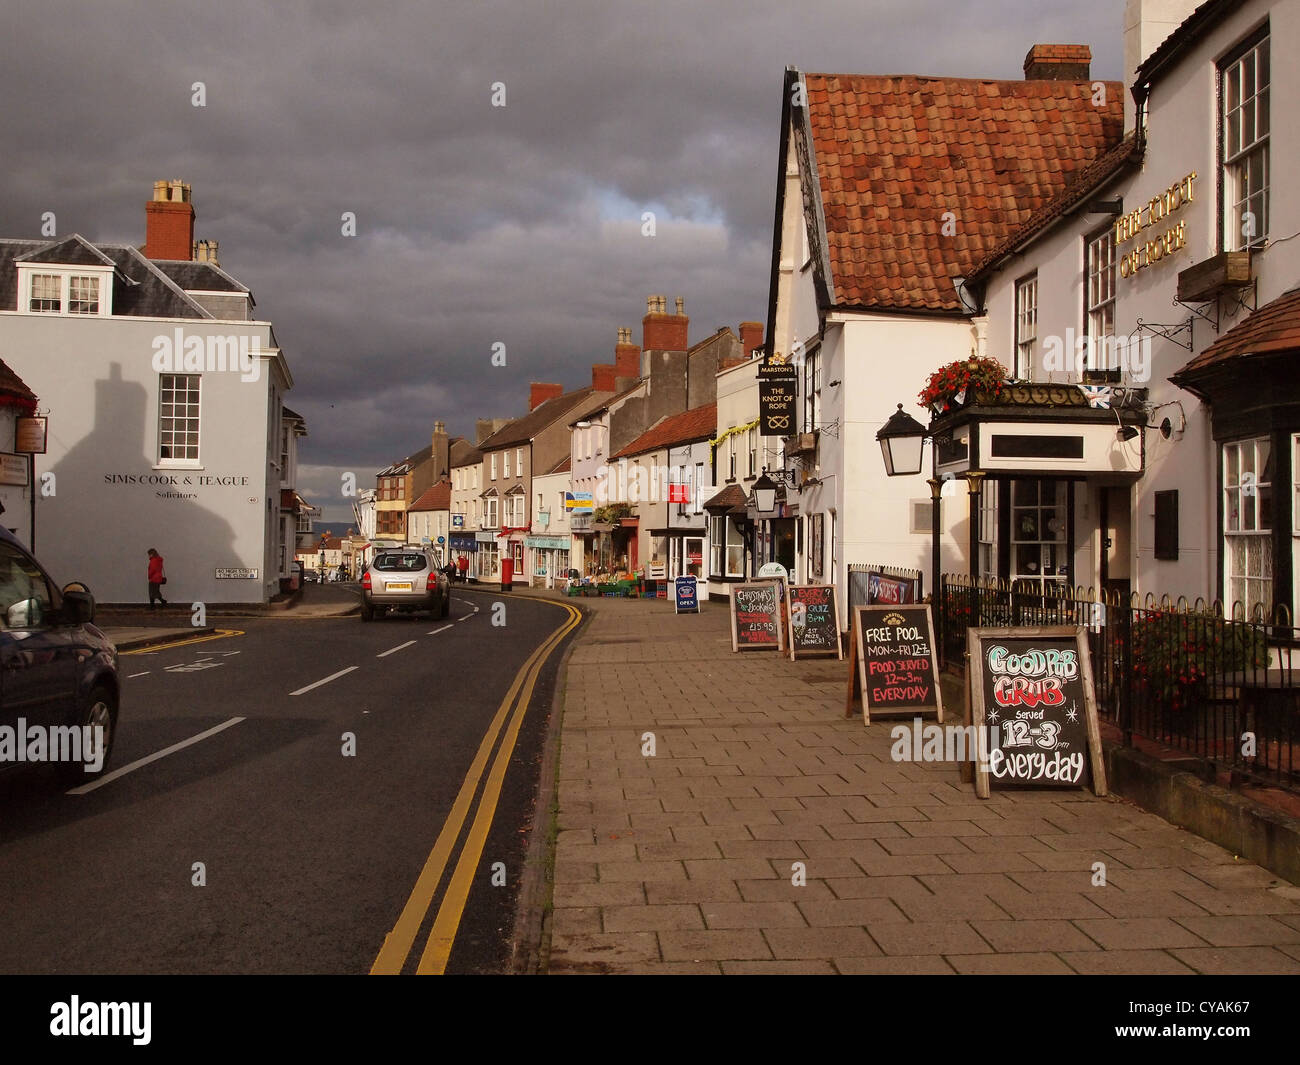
{"left": 938, "top": 575, "right": 1300, "bottom": 793}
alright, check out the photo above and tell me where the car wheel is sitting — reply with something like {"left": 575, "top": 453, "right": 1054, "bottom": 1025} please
{"left": 57, "top": 684, "right": 116, "bottom": 787}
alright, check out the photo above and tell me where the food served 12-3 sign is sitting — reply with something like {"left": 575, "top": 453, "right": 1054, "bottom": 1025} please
{"left": 851, "top": 605, "right": 942, "bottom": 725}
{"left": 730, "top": 582, "right": 784, "bottom": 652}
{"left": 966, "top": 626, "right": 1107, "bottom": 799}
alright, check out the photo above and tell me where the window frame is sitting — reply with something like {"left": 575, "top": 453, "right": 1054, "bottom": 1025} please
{"left": 1084, "top": 228, "right": 1116, "bottom": 375}
{"left": 157, "top": 373, "right": 202, "bottom": 467}
{"left": 1219, "top": 26, "right": 1270, "bottom": 251}
{"left": 1014, "top": 272, "right": 1038, "bottom": 380}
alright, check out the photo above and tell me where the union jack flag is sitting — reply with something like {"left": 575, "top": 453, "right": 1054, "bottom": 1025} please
{"left": 1078, "top": 385, "right": 1112, "bottom": 409}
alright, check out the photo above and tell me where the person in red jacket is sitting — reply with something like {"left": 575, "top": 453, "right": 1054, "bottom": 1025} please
{"left": 457, "top": 554, "right": 469, "bottom": 583}
{"left": 147, "top": 547, "right": 167, "bottom": 609}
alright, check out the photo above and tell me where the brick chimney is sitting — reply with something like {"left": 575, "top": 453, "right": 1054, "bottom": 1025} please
{"left": 592, "top": 364, "right": 617, "bottom": 391}
{"left": 738, "top": 321, "right": 764, "bottom": 361}
{"left": 529, "top": 382, "right": 565, "bottom": 410}
{"left": 432, "top": 420, "right": 449, "bottom": 479}
{"left": 615, "top": 326, "right": 642, "bottom": 380}
{"left": 1023, "top": 44, "right": 1091, "bottom": 81}
{"left": 642, "top": 295, "right": 689, "bottom": 352}
{"left": 143, "top": 179, "right": 195, "bottom": 260}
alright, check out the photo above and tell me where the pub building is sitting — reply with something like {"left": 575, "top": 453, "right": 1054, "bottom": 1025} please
{"left": 763, "top": 0, "right": 1296, "bottom": 623}
{"left": 962, "top": 0, "right": 1296, "bottom": 616}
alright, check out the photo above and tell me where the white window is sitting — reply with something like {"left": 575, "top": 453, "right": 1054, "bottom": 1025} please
{"left": 1222, "top": 32, "right": 1269, "bottom": 250}
{"left": 695, "top": 462, "right": 705, "bottom": 514}
{"left": 516, "top": 447, "right": 523, "bottom": 475}
{"left": 803, "top": 346, "right": 821, "bottom": 433}
{"left": 1224, "top": 437, "right": 1273, "bottom": 617}
{"left": 748, "top": 427, "right": 757, "bottom": 477}
{"left": 491, "top": 453, "right": 497, "bottom": 480}
{"left": 485, "top": 496, "right": 499, "bottom": 528}
{"left": 729, "top": 439, "right": 736, "bottom": 481}
{"left": 30, "top": 274, "right": 60, "bottom": 313}
{"left": 1015, "top": 273, "right": 1037, "bottom": 380}
{"left": 69, "top": 275, "right": 99, "bottom": 315}
{"left": 158, "top": 374, "right": 200, "bottom": 463}
{"left": 978, "top": 480, "right": 998, "bottom": 579}
{"left": 503, "top": 450, "right": 511, "bottom": 478}
{"left": 1086, "top": 229, "right": 1115, "bottom": 372}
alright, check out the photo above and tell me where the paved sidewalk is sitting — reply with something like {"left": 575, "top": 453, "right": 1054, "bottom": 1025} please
{"left": 546, "top": 595, "right": 1300, "bottom": 975}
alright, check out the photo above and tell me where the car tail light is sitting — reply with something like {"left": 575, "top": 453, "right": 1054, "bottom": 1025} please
{"left": 361, "top": 571, "right": 371, "bottom": 590}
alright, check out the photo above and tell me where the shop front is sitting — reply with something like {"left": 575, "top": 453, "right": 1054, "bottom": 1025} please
{"left": 449, "top": 533, "right": 478, "bottom": 581}
{"left": 525, "top": 534, "right": 571, "bottom": 588}
{"left": 475, "top": 529, "right": 499, "bottom": 581}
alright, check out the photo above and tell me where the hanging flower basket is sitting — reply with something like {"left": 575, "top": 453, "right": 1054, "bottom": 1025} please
{"left": 918, "top": 357, "right": 1013, "bottom": 413}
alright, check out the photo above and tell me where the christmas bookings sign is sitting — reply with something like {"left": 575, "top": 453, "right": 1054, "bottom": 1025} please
{"left": 967, "top": 627, "right": 1106, "bottom": 799}
{"left": 730, "top": 583, "right": 783, "bottom": 651}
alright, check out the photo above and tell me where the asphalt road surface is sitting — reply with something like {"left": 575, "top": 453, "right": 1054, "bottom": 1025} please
{"left": 0, "top": 587, "right": 577, "bottom": 974}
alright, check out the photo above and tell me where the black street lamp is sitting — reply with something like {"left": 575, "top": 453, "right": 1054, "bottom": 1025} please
{"left": 751, "top": 471, "right": 779, "bottom": 515}
{"left": 876, "top": 403, "right": 928, "bottom": 477}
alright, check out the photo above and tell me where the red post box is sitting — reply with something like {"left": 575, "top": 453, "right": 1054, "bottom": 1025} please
{"left": 501, "top": 556, "right": 514, "bottom": 592}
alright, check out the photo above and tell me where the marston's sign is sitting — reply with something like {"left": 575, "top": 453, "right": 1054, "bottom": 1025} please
{"left": 758, "top": 359, "right": 798, "bottom": 437}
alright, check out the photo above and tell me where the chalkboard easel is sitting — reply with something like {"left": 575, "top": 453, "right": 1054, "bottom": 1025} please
{"left": 966, "top": 626, "right": 1107, "bottom": 799}
{"left": 786, "top": 584, "right": 842, "bottom": 661}
{"left": 847, "top": 604, "right": 943, "bottom": 725}
{"left": 728, "top": 581, "right": 786, "bottom": 653}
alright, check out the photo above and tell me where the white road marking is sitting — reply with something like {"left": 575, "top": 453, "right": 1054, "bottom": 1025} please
{"left": 290, "top": 666, "right": 359, "bottom": 695}
{"left": 67, "top": 716, "right": 245, "bottom": 795}
{"left": 377, "top": 641, "right": 416, "bottom": 658}
{"left": 127, "top": 671, "right": 150, "bottom": 679}
{"left": 427, "top": 624, "right": 453, "bottom": 635}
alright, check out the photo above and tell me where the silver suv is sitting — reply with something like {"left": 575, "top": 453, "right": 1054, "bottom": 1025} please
{"left": 360, "top": 546, "right": 450, "bottom": 621}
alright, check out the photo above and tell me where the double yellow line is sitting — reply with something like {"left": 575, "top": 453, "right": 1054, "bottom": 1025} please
{"left": 370, "top": 599, "right": 582, "bottom": 975}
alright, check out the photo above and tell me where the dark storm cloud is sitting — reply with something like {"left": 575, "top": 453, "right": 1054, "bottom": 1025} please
{"left": 2, "top": 0, "right": 1122, "bottom": 517}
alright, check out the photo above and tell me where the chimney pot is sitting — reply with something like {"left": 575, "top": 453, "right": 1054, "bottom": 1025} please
{"left": 675, "top": 297, "right": 684, "bottom": 316}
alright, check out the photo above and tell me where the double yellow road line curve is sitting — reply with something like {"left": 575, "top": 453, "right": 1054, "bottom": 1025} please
{"left": 370, "top": 599, "right": 581, "bottom": 975}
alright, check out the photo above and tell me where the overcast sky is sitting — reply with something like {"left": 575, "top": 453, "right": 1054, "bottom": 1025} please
{"left": 2, "top": 0, "right": 1123, "bottom": 520}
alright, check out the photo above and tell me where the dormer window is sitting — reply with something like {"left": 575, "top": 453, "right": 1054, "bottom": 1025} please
{"left": 19, "top": 266, "right": 112, "bottom": 316}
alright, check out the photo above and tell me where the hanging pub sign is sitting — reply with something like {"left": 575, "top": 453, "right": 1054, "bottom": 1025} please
{"left": 966, "top": 626, "right": 1107, "bottom": 799}
{"left": 847, "top": 604, "right": 942, "bottom": 725}
{"left": 14, "top": 416, "right": 47, "bottom": 454}
{"left": 674, "top": 575, "right": 699, "bottom": 614}
{"left": 729, "top": 582, "right": 784, "bottom": 652}
{"left": 787, "top": 584, "right": 841, "bottom": 660}
{"left": 758, "top": 358, "right": 798, "bottom": 437}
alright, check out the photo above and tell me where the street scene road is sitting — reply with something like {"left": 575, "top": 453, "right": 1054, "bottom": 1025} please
{"left": 0, "top": 587, "right": 575, "bottom": 975}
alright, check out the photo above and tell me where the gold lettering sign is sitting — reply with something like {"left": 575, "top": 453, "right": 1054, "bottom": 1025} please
{"left": 1115, "top": 172, "right": 1195, "bottom": 278}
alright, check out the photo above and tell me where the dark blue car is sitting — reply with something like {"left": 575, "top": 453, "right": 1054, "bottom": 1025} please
{"left": 0, "top": 525, "right": 118, "bottom": 785}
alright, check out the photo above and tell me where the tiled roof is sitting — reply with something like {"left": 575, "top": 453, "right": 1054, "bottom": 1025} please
{"left": 549, "top": 455, "right": 572, "bottom": 474}
{"left": 152, "top": 259, "right": 249, "bottom": 294}
{"left": 0, "top": 357, "right": 37, "bottom": 409}
{"left": 408, "top": 479, "right": 452, "bottom": 512}
{"left": 1173, "top": 287, "right": 1300, "bottom": 386}
{"left": 702, "top": 483, "right": 748, "bottom": 512}
{"left": 481, "top": 388, "right": 597, "bottom": 450}
{"left": 969, "top": 133, "right": 1144, "bottom": 281}
{"left": 612, "top": 403, "right": 717, "bottom": 460}
{"left": 802, "top": 72, "right": 1124, "bottom": 312}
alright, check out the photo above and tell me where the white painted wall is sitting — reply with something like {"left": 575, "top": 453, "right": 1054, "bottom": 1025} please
{"left": 0, "top": 311, "right": 289, "bottom": 602}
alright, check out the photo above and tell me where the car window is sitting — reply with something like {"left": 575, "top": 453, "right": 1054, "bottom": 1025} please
{"left": 373, "top": 552, "right": 428, "bottom": 572}
{"left": 0, "top": 541, "right": 55, "bottom": 629}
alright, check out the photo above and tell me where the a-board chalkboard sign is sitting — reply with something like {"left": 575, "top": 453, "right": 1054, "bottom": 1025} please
{"left": 729, "top": 582, "right": 784, "bottom": 652}
{"left": 850, "top": 604, "right": 943, "bottom": 725}
{"left": 787, "top": 585, "right": 841, "bottom": 660}
{"left": 674, "top": 575, "right": 699, "bottom": 614}
{"left": 966, "top": 626, "right": 1107, "bottom": 799}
